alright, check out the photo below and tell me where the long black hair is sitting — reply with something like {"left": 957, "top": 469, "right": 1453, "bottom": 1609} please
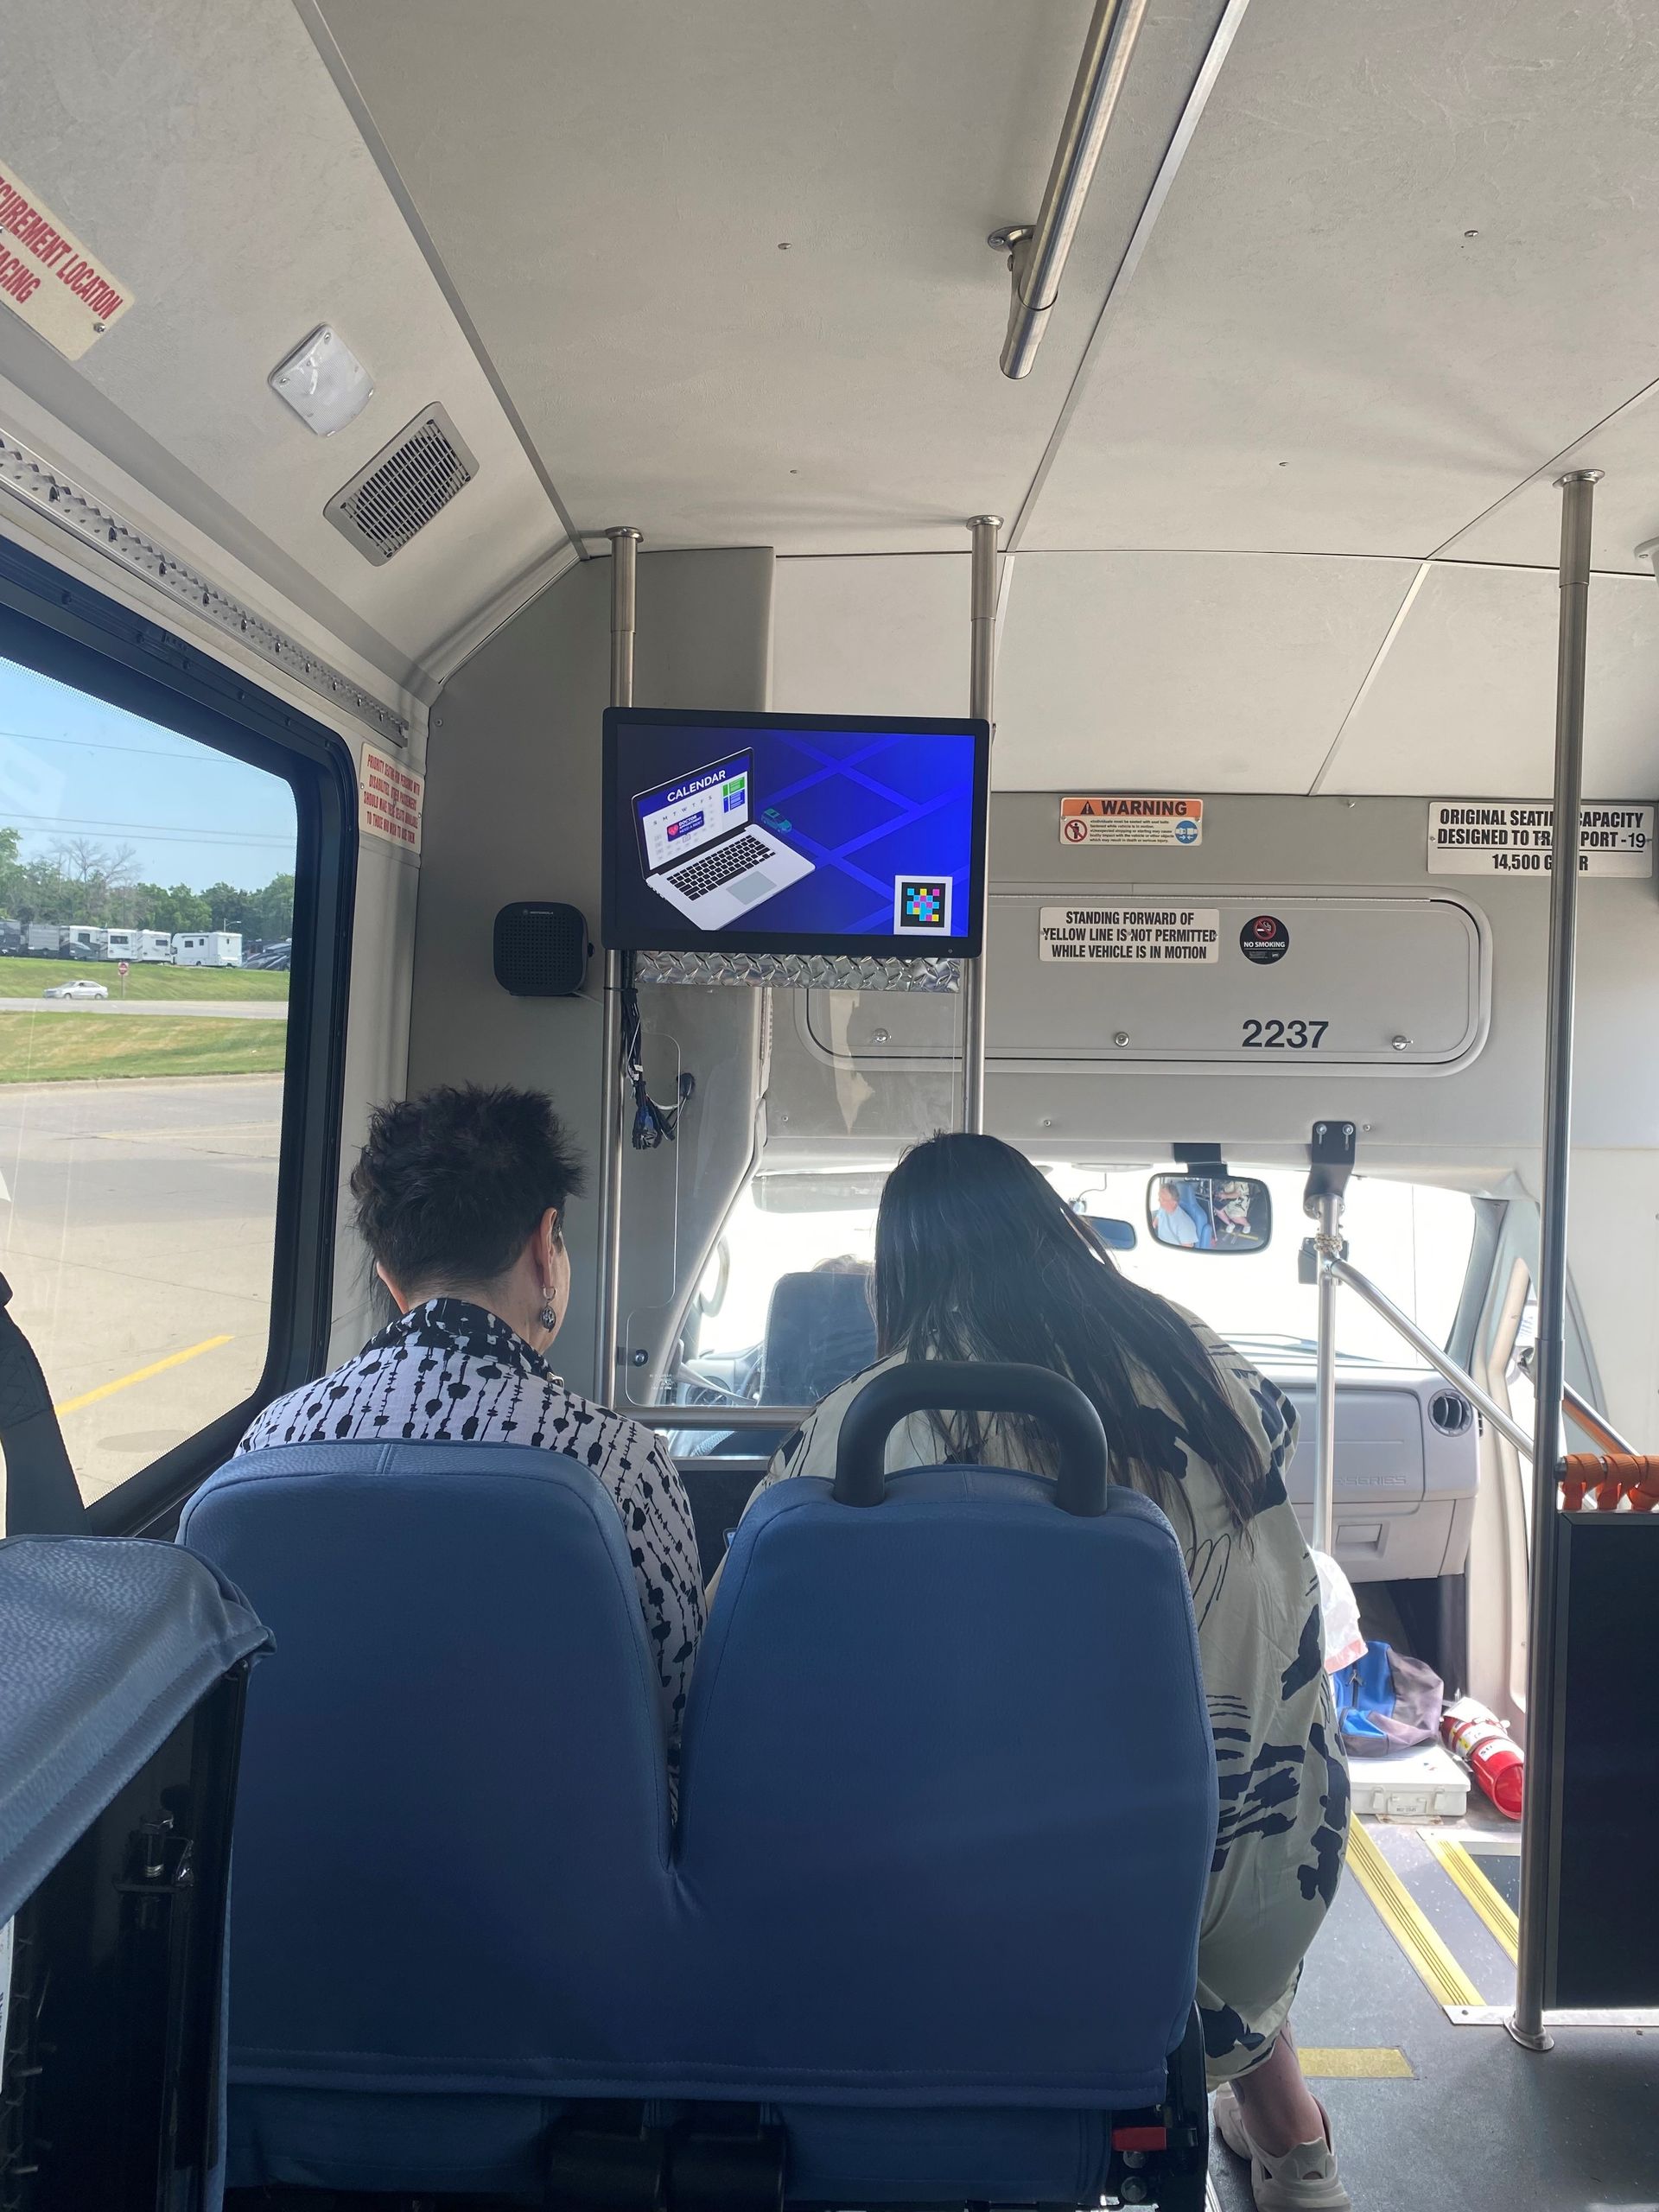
{"left": 873, "top": 1133, "right": 1265, "bottom": 1532}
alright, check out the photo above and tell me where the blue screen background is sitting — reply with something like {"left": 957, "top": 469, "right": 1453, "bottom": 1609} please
{"left": 613, "top": 721, "right": 978, "bottom": 944}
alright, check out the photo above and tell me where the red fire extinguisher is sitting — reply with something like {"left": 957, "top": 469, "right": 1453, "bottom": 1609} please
{"left": 1441, "top": 1698, "right": 1524, "bottom": 1819}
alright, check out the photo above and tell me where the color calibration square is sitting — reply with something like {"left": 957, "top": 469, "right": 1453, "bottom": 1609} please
{"left": 894, "top": 875, "right": 952, "bottom": 934}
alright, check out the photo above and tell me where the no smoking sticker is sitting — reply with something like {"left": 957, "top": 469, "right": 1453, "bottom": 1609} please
{"left": 1239, "top": 914, "right": 1289, "bottom": 964}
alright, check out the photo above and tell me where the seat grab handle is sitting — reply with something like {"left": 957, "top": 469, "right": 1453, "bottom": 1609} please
{"left": 832, "top": 1361, "right": 1109, "bottom": 1514}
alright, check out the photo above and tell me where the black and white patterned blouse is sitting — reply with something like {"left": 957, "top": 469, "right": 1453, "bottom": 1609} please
{"left": 238, "top": 1297, "right": 705, "bottom": 1767}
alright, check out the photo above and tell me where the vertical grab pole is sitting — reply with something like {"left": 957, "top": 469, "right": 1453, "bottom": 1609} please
{"left": 961, "top": 515, "right": 1001, "bottom": 1134}
{"left": 1311, "top": 1190, "right": 1342, "bottom": 1556}
{"left": 594, "top": 526, "right": 641, "bottom": 1403}
{"left": 1510, "top": 467, "right": 1600, "bottom": 2053}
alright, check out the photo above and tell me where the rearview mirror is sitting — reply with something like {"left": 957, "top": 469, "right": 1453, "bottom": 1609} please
{"left": 1146, "top": 1174, "right": 1272, "bottom": 1254}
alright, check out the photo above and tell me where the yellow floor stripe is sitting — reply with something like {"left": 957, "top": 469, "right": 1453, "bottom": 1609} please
{"left": 54, "top": 1334, "right": 232, "bottom": 1416}
{"left": 1346, "top": 1823, "right": 1484, "bottom": 2009}
{"left": 1298, "top": 2046, "right": 1414, "bottom": 2079}
{"left": 1425, "top": 1834, "right": 1520, "bottom": 1963}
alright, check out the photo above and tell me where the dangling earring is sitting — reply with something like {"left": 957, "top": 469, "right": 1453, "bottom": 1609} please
{"left": 538, "top": 1288, "right": 559, "bottom": 1332}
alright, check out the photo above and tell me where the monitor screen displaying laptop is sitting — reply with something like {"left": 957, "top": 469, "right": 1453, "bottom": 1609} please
{"left": 602, "top": 710, "right": 989, "bottom": 957}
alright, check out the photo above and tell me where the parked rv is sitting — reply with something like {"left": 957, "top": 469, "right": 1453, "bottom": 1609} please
{"left": 171, "top": 931, "right": 242, "bottom": 968}
{"left": 103, "top": 928, "right": 175, "bottom": 963}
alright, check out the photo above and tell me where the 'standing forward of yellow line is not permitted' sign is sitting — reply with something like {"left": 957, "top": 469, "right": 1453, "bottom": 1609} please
{"left": 1039, "top": 906, "right": 1220, "bottom": 965}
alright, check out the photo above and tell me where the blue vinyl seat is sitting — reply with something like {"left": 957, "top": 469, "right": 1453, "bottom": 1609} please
{"left": 181, "top": 1365, "right": 1216, "bottom": 2208}
{"left": 177, "top": 1439, "right": 682, "bottom": 2199}
{"left": 670, "top": 1362, "right": 1217, "bottom": 2207}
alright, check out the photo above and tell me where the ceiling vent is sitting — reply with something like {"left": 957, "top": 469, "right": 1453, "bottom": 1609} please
{"left": 324, "top": 404, "right": 477, "bottom": 565}
{"left": 1429, "top": 1390, "right": 1474, "bottom": 1437}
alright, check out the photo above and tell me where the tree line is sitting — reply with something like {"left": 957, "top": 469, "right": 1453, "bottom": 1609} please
{"left": 0, "top": 829, "right": 294, "bottom": 942}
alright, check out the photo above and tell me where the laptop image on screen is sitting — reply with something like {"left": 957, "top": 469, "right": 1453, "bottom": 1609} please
{"left": 632, "top": 748, "right": 814, "bottom": 930}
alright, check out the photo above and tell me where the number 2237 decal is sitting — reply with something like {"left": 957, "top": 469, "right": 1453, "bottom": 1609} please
{"left": 1242, "top": 1018, "right": 1328, "bottom": 1050}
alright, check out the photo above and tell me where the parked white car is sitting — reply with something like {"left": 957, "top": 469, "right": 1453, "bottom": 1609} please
{"left": 41, "top": 978, "right": 109, "bottom": 1001}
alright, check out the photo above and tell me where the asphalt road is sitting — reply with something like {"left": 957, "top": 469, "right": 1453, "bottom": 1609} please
{"left": 0, "top": 1075, "right": 285, "bottom": 1507}
{"left": 0, "top": 998, "right": 286, "bottom": 1020}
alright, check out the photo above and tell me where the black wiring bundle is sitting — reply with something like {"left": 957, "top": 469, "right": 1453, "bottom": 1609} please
{"left": 620, "top": 972, "right": 694, "bottom": 1148}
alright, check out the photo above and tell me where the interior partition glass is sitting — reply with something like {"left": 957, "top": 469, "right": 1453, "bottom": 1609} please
{"left": 622, "top": 977, "right": 956, "bottom": 1452}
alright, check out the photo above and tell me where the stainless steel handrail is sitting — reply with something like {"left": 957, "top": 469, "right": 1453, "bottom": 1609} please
{"left": 1323, "top": 1256, "right": 1534, "bottom": 1459}
{"left": 1513, "top": 469, "right": 1602, "bottom": 2054}
{"left": 1310, "top": 1194, "right": 1343, "bottom": 1552}
{"left": 642, "top": 1400, "right": 815, "bottom": 1432}
{"left": 989, "top": 0, "right": 1152, "bottom": 378}
{"left": 592, "top": 526, "right": 641, "bottom": 1402}
{"left": 961, "top": 514, "right": 1000, "bottom": 1131}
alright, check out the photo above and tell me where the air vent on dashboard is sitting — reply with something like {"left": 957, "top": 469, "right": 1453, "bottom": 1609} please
{"left": 1429, "top": 1390, "right": 1474, "bottom": 1436}
{"left": 324, "top": 404, "right": 477, "bottom": 565}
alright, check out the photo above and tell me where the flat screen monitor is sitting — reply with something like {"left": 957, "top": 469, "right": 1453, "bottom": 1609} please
{"left": 602, "top": 709, "right": 989, "bottom": 958}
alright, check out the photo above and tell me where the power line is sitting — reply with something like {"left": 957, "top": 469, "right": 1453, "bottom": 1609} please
{"left": 3, "top": 811, "right": 290, "bottom": 847}
{"left": 0, "top": 725, "right": 253, "bottom": 767}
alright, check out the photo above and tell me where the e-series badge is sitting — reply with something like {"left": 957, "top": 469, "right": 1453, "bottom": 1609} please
{"left": 1238, "top": 914, "right": 1289, "bottom": 964}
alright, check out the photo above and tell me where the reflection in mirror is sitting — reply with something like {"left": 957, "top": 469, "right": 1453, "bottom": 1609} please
{"left": 1147, "top": 1174, "right": 1273, "bottom": 1254}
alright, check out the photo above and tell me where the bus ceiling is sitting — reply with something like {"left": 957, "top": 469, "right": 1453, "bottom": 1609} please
{"left": 1, "top": 4, "right": 1659, "bottom": 794}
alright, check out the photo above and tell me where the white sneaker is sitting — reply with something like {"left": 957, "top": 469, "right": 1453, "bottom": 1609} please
{"left": 1212, "top": 2082, "right": 1352, "bottom": 2211}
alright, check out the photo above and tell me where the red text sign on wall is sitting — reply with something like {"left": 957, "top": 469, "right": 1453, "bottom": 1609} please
{"left": 359, "top": 744, "right": 424, "bottom": 855}
{"left": 0, "top": 162, "right": 132, "bottom": 360}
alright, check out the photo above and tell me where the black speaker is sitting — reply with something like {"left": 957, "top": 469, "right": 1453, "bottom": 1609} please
{"left": 493, "top": 902, "right": 590, "bottom": 997}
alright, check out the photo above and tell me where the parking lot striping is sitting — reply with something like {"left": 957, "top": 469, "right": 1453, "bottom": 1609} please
{"left": 1297, "top": 2047, "right": 1414, "bottom": 2079}
{"left": 1346, "top": 1824, "right": 1484, "bottom": 2010}
{"left": 1424, "top": 1833, "right": 1520, "bottom": 1962}
{"left": 53, "top": 1333, "right": 233, "bottom": 1416}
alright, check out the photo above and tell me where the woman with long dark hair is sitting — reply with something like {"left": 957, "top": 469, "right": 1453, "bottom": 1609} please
{"left": 746, "top": 1135, "right": 1350, "bottom": 2212}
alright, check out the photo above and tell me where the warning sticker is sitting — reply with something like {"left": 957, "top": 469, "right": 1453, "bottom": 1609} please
{"left": 1059, "top": 796, "right": 1203, "bottom": 848}
{"left": 359, "top": 743, "right": 424, "bottom": 854}
{"left": 0, "top": 161, "right": 132, "bottom": 360}
{"left": 1427, "top": 801, "right": 1655, "bottom": 879}
{"left": 1039, "top": 906, "right": 1219, "bottom": 965}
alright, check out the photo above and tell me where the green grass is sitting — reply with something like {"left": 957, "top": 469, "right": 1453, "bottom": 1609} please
{"left": 0, "top": 955, "right": 288, "bottom": 1001}
{"left": 0, "top": 1012, "right": 287, "bottom": 1084}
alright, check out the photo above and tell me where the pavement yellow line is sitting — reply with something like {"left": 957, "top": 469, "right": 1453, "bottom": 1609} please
{"left": 53, "top": 1334, "right": 232, "bottom": 1417}
{"left": 1346, "top": 1823, "right": 1484, "bottom": 2010}
{"left": 1298, "top": 2046, "right": 1414, "bottom": 2079}
{"left": 1425, "top": 1834, "right": 1520, "bottom": 1963}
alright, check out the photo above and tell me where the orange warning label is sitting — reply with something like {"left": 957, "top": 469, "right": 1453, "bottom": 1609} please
{"left": 1059, "top": 796, "right": 1204, "bottom": 848}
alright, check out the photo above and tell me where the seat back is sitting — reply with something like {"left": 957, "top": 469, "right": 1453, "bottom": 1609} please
{"left": 178, "top": 1441, "right": 677, "bottom": 2114}
{"left": 759, "top": 1269, "right": 877, "bottom": 1406}
{"left": 672, "top": 1392, "right": 1217, "bottom": 2109}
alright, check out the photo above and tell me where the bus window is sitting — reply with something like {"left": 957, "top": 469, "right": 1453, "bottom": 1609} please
{"left": 0, "top": 648, "right": 298, "bottom": 1511}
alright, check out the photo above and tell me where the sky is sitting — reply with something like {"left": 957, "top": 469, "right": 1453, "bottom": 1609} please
{"left": 0, "top": 652, "right": 296, "bottom": 891}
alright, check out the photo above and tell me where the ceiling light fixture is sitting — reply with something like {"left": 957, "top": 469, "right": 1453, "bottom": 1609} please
{"left": 269, "top": 326, "right": 373, "bottom": 436}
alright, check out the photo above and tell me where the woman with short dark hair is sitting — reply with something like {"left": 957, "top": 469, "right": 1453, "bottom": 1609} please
{"left": 743, "top": 1134, "right": 1350, "bottom": 2212}
{"left": 238, "top": 1084, "right": 704, "bottom": 1772}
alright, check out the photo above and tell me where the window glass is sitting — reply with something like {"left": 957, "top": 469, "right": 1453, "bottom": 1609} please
{"left": 0, "top": 650, "right": 296, "bottom": 1508}
{"left": 1047, "top": 1165, "right": 1477, "bottom": 1370}
{"left": 664, "top": 1156, "right": 1474, "bottom": 1424}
